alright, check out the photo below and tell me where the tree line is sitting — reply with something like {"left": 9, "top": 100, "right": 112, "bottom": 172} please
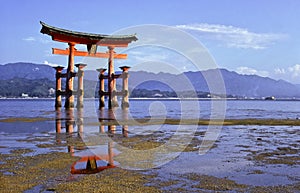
{"left": 0, "top": 78, "right": 230, "bottom": 98}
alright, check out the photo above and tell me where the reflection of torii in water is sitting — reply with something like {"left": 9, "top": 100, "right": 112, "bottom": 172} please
{"left": 70, "top": 143, "right": 115, "bottom": 175}
{"left": 55, "top": 108, "right": 126, "bottom": 174}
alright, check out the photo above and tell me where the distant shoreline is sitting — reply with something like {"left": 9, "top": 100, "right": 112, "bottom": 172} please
{"left": 1, "top": 117, "right": 300, "bottom": 126}
{"left": 1, "top": 97, "right": 300, "bottom": 101}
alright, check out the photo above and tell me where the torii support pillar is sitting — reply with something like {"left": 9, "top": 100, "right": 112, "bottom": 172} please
{"left": 97, "top": 68, "right": 107, "bottom": 109}
{"left": 75, "top": 63, "right": 87, "bottom": 108}
{"left": 120, "top": 66, "right": 130, "bottom": 109}
{"left": 53, "top": 66, "right": 64, "bottom": 108}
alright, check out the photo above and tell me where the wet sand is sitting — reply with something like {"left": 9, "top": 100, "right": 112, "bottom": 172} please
{"left": 0, "top": 119, "right": 299, "bottom": 192}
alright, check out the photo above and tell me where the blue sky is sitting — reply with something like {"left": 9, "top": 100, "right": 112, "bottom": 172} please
{"left": 1, "top": 0, "right": 300, "bottom": 83}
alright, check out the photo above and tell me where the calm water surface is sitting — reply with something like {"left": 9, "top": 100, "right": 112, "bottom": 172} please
{"left": 0, "top": 98, "right": 299, "bottom": 189}
{"left": 0, "top": 99, "right": 299, "bottom": 120}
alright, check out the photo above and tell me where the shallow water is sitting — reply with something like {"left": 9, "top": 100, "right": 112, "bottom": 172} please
{"left": 1, "top": 116, "right": 299, "bottom": 187}
{"left": 0, "top": 99, "right": 300, "bottom": 191}
{"left": 0, "top": 98, "right": 299, "bottom": 119}
{"left": 153, "top": 125, "right": 300, "bottom": 187}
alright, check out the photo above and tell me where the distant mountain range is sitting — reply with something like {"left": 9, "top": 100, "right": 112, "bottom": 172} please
{"left": 0, "top": 62, "right": 56, "bottom": 81}
{"left": 1, "top": 62, "right": 300, "bottom": 98}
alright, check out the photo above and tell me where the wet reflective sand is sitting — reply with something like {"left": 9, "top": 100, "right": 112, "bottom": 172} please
{"left": 0, "top": 108, "right": 299, "bottom": 192}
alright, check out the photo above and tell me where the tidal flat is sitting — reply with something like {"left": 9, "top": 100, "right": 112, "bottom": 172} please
{"left": 0, "top": 118, "right": 300, "bottom": 192}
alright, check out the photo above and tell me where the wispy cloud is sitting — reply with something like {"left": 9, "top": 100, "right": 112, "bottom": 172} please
{"left": 274, "top": 64, "right": 300, "bottom": 77}
{"left": 43, "top": 60, "right": 58, "bottom": 67}
{"left": 274, "top": 68, "right": 286, "bottom": 75}
{"left": 288, "top": 64, "right": 300, "bottom": 78}
{"left": 23, "top": 36, "right": 36, "bottom": 41}
{"left": 236, "top": 64, "right": 300, "bottom": 84}
{"left": 270, "top": 64, "right": 300, "bottom": 83}
{"left": 176, "top": 23, "right": 287, "bottom": 49}
{"left": 236, "top": 66, "right": 269, "bottom": 77}
{"left": 23, "top": 36, "right": 53, "bottom": 44}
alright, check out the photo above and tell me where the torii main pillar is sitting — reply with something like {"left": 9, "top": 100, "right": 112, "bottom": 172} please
{"left": 107, "top": 46, "right": 118, "bottom": 109}
{"left": 65, "top": 43, "right": 76, "bottom": 108}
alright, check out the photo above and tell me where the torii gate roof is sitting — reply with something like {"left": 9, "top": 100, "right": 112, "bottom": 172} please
{"left": 40, "top": 21, "right": 137, "bottom": 47}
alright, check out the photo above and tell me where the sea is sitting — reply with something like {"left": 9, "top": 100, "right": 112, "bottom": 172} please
{"left": 1, "top": 98, "right": 300, "bottom": 188}
{"left": 0, "top": 98, "right": 299, "bottom": 120}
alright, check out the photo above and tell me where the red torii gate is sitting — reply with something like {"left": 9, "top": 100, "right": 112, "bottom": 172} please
{"left": 40, "top": 22, "right": 137, "bottom": 109}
